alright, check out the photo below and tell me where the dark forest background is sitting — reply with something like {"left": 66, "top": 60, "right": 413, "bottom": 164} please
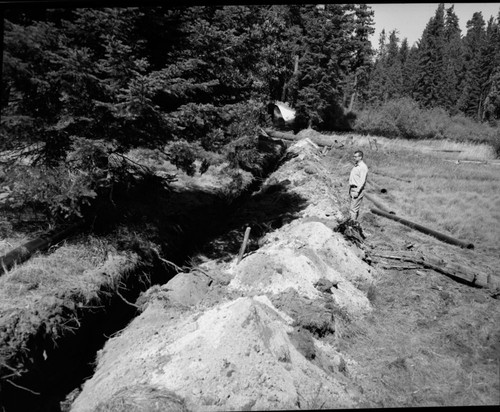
{"left": 1, "top": 3, "right": 499, "bottom": 224}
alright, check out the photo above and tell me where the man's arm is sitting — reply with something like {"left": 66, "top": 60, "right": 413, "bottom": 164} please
{"left": 358, "top": 165, "right": 368, "bottom": 192}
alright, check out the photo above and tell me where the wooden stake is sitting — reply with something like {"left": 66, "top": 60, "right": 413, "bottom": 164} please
{"left": 237, "top": 227, "right": 251, "bottom": 265}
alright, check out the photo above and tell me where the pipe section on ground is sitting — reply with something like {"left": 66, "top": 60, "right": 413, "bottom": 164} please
{"left": 0, "top": 221, "right": 86, "bottom": 274}
{"left": 370, "top": 207, "right": 474, "bottom": 249}
{"left": 368, "top": 179, "right": 387, "bottom": 193}
{"left": 364, "top": 193, "right": 394, "bottom": 214}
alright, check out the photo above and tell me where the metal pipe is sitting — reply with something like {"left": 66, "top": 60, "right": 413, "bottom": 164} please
{"left": 368, "top": 179, "right": 387, "bottom": 193}
{"left": 364, "top": 193, "right": 394, "bottom": 214}
{"left": 370, "top": 207, "right": 474, "bottom": 249}
{"left": 0, "top": 221, "right": 86, "bottom": 274}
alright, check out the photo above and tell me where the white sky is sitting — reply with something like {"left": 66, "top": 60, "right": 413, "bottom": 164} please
{"left": 368, "top": 3, "right": 500, "bottom": 48}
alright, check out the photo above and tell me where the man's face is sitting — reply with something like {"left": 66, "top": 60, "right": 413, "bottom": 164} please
{"left": 353, "top": 153, "right": 362, "bottom": 165}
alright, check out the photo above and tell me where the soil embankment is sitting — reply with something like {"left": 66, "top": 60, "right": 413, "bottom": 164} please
{"left": 0, "top": 139, "right": 286, "bottom": 411}
{"left": 70, "top": 138, "right": 375, "bottom": 411}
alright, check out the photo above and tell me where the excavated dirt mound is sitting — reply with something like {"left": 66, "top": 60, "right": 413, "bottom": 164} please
{"left": 70, "top": 138, "right": 374, "bottom": 411}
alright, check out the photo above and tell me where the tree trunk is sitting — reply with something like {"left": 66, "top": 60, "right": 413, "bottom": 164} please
{"left": 281, "top": 55, "right": 299, "bottom": 102}
{"left": 348, "top": 73, "right": 358, "bottom": 112}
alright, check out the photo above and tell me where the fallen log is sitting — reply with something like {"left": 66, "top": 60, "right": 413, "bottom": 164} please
{"left": 0, "top": 221, "right": 85, "bottom": 274}
{"left": 372, "top": 250, "right": 498, "bottom": 290}
{"left": 364, "top": 193, "right": 394, "bottom": 214}
{"left": 370, "top": 207, "right": 474, "bottom": 249}
{"left": 263, "top": 128, "right": 339, "bottom": 148}
{"left": 442, "top": 159, "right": 487, "bottom": 165}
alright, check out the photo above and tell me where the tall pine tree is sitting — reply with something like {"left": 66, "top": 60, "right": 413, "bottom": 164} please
{"left": 458, "top": 11, "right": 488, "bottom": 119}
{"left": 442, "top": 5, "right": 464, "bottom": 114}
{"left": 414, "top": 3, "right": 447, "bottom": 108}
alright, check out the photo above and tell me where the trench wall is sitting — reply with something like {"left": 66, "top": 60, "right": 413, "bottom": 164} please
{"left": 71, "top": 138, "right": 376, "bottom": 411}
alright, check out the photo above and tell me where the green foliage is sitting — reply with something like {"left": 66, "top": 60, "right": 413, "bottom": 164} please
{"left": 354, "top": 97, "right": 499, "bottom": 152}
{"left": 365, "top": 4, "right": 500, "bottom": 125}
{"left": 164, "top": 140, "right": 197, "bottom": 176}
{"left": 5, "top": 165, "right": 97, "bottom": 220}
{"left": 1, "top": 5, "right": 377, "bottom": 224}
{"left": 286, "top": 4, "right": 374, "bottom": 131}
{"left": 225, "top": 136, "right": 264, "bottom": 177}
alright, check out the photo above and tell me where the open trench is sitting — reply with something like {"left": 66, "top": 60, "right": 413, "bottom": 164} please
{"left": 0, "top": 145, "right": 309, "bottom": 412}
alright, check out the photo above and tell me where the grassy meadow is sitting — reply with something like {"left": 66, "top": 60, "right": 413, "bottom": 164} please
{"left": 331, "top": 135, "right": 500, "bottom": 256}
{"left": 327, "top": 133, "right": 500, "bottom": 407}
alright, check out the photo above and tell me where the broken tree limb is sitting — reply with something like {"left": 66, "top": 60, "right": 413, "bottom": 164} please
{"left": 372, "top": 250, "right": 499, "bottom": 289}
{"left": 364, "top": 193, "right": 394, "bottom": 214}
{"left": 370, "top": 207, "right": 474, "bottom": 249}
{"left": 263, "top": 128, "right": 339, "bottom": 148}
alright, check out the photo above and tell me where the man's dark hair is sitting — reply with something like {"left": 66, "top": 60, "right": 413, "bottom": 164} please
{"left": 354, "top": 150, "right": 364, "bottom": 158}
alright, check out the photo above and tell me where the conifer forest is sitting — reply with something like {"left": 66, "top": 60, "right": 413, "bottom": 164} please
{"left": 1, "top": 3, "right": 499, "bottom": 223}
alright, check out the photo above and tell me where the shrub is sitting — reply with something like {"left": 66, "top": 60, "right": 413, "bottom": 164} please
{"left": 225, "top": 135, "right": 264, "bottom": 176}
{"left": 491, "top": 132, "right": 500, "bottom": 158}
{"left": 164, "top": 140, "right": 198, "bottom": 176}
{"left": 444, "top": 114, "right": 498, "bottom": 145}
{"left": 355, "top": 98, "right": 500, "bottom": 156}
{"left": 5, "top": 164, "right": 97, "bottom": 221}
{"left": 354, "top": 105, "right": 400, "bottom": 138}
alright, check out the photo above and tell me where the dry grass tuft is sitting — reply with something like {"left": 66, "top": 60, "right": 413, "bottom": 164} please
{"left": 339, "top": 269, "right": 500, "bottom": 407}
{"left": 94, "top": 385, "right": 188, "bottom": 412}
{"left": 0, "top": 235, "right": 30, "bottom": 257}
{"left": 0, "top": 236, "right": 138, "bottom": 313}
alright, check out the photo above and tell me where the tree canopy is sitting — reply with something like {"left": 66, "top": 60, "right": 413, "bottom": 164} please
{"left": 0, "top": 4, "right": 374, "bottom": 222}
{"left": 365, "top": 3, "right": 500, "bottom": 122}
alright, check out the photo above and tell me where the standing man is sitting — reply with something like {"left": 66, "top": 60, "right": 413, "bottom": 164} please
{"left": 349, "top": 150, "right": 368, "bottom": 221}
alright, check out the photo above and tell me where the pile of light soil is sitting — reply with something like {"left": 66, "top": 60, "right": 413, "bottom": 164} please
{"left": 71, "top": 138, "right": 375, "bottom": 411}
